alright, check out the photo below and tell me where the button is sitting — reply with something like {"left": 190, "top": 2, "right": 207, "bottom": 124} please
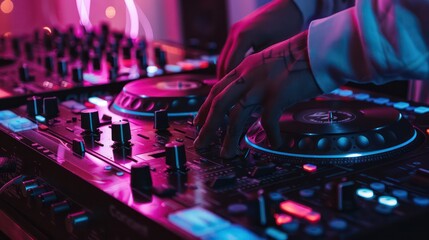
{"left": 274, "top": 213, "right": 292, "bottom": 225}
{"left": 413, "top": 197, "right": 429, "bottom": 206}
{"left": 370, "top": 182, "right": 385, "bottom": 192}
{"left": 392, "top": 189, "right": 408, "bottom": 199}
{"left": 303, "top": 163, "right": 317, "bottom": 173}
{"left": 116, "top": 171, "right": 124, "bottom": 176}
{"left": 0, "top": 110, "right": 17, "bottom": 120}
{"left": 305, "top": 211, "right": 321, "bottom": 223}
{"left": 356, "top": 188, "right": 374, "bottom": 199}
{"left": 373, "top": 98, "right": 390, "bottom": 105}
{"left": 378, "top": 196, "right": 398, "bottom": 207}
{"left": 329, "top": 218, "right": 348, "bottom": 230}
{"left": 281, "top": 220, "right": 299, "bottom": 233}
{"left": 1, "top": 117, "right": 38, "bottom": 132}
{"left": 338, "top": 89, "right": 353, "bottom": 97}
{"left": 227, "top": 203, "right": 248, "bottom": 215}
{"left": 104, "top": 165, "right": 112, "bottom": 171}
{"left": 304, "top": 225, "right": 324, "bottom": 237}
{"left": 393, "top": 102, "right": 410, "bottom": 110}
{"left": 414, "top": 106, "right": 429, "bottom": 114}
{"left": 265, "top": 227, "right": 288, "bottom": 240}
{"left": 354, "top": 93, "right": 370, "bottom": 100}
{"left": 299, "top": 189, "right": 315, "bottom": 198}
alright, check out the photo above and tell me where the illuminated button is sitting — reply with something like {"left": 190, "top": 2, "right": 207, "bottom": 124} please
{"left": 356, "top": 188, "right": 374, "bottom": 199}
{"left": 299, "top": 189, "right": 315, "bottom": 198}
{"left": 378, "top": 196, "right": 398, "bottom": 207}
{"left": 1, "top": 117, "right": 37, "bottom": 132}
{"left": 413, "top": 197, "right": 429, "bottom": 207}
{"left": 305, "top": 211, "right": 321, "bottom": 223}
{"left": 329, "top": 219, "right": 348, "bottom": 230}
{"left": 303, "top": 164, "right": 317, "bottom": 173}
{"left": 88, "top": 97, "right": 108, "bottom": 107}
{"left": 35, "top": 115, "right": 46, "bottom": 122}
{"left": 354, "top": 93, "right": 370, "bottom": 100}
{"left": 338, "top": 89, "right": 353, "bottom": 97}
{"left": 274, "top": 214, "right": 293, "bottom": 225}
{"left": 0, "top": 110, "right": 17, "bottom": 120}
{"left": 104, "top": 166, "right": 112, "bottom": 171}
{"left": 393, "top": 102, "right": 410, "bottom": 110}
{"left": 265, "top": 227, "right": 288, "bottom": 240}
{"left": 168, "top": 207, "right": 230, "bottom": 237}
{"left": 269, "top": 192, "right": 283, "bottom": 201}
{"left": 227, "top": 203, "right": 247, "bottom": 215}
{"left": 370, "top": 182, "right": 385, "bottom": 192}
{"left": 280, "top": 200, "right": 313, "bottom": 218}
{"left": 414, "top": 106, "right": 429, "bottom": 114}
{"left": 281, "top": 220, "right": 299, "bottom": 233}
{"left": 204, "top": 225, "right": 262, "bottom": 240}
{"left": 373, "top": 98, "right": 390, "bottom": 105}
{"left": 116, "top": 171, "right": 124, "bottom": 176}
{"left": 392, "top": 189, "right": 408, "bottom": 199}
{"left": 304, "top": 225, "right": 324, "bottom": 237}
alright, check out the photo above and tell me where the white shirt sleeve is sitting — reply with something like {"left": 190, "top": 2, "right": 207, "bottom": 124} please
{"left": 293, "top": 0, "right": 355, "bottom": 28}
{"left": 308, "top": 0, "right": 429, "bottom": 93}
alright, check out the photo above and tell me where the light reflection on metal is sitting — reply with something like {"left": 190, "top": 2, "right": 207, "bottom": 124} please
{"left": 124, "top": 0, "right": 139, "bottom": 39}
{"left": 76, "top": 0, "right": 92, "bottom": 30}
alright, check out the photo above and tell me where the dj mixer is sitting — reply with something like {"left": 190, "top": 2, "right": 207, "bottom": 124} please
{"left": 1, "top": 65, "right": 429, "bottom": 239}
{"left": 0, "top": 23, "right": 213, "bottom": 109}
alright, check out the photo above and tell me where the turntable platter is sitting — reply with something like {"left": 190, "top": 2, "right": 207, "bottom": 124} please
{"left": 245, "top": 100, "right": 420, "bottom": 164}
{"left": 110, "top": 74, "right": 213, "bottom": 118}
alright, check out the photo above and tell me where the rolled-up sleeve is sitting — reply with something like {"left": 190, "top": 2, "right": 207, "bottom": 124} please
{"left": 308, "top": 0, "right": 429, "bottom": 93}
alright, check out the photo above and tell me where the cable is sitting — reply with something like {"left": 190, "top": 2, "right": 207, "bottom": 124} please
{"left": 0, "top": 175, "right": 23, "bottom": 194}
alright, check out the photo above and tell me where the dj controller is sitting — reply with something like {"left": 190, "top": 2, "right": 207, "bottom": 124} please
{"left": 2, "top": 26, "right": 429, "bottom": 240}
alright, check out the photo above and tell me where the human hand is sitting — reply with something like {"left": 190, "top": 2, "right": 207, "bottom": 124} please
{"left": 194, "top": 31, "right": 322, "bottom": 159}
{"left": 217, "top": 0, "right": 303, "bottom": 79}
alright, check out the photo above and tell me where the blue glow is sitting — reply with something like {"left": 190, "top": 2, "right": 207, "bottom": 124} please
{"left": 204, "top": 225, "right": 263, "bottom": 240}
{"left": 393, "top": 102, "right": 410, "bottom": 110}
{"left": 168, "top": 207, "right": 231, "bottom": 238}
{"left": 35, "top": 115, "right": 46, "bottom": 122}
{"left": 0, "top": 110, "right": 17, "bottom": 120}
{"left": 88, "top": 97, "right": 108, "bottom": 107}
{"left": 244, "top": 130, "right": 417, "bottom": 159}
{"left": 147, "top": 65, "right": 158, "bottom": 73}
{"left": 356, "top": 188, "right": 374, "bottom": 199}
{"left": 378, "top": 196, "right": 398, "bottom": 207}
{"left": 265, "top": 227, "right": 288, "bottom": 240}
{"left": 353, "top": 93, "right": 370, "bottom": 100}
{"left": 112, "top": 103, "right": 197, "bottom": 117}
{"left": 373, "top": 98, "right": 390, "bottom": 105}
{"left": 83, "top": 73, "right": 100, "bottom": 84}
{"left": 0, "top": 117, "right": 37, "bottom": 132}
{"left": 414, "top": 106, "right": 429, "bottom": 114}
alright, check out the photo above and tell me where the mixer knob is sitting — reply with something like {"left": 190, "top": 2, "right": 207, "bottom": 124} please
{"left": 72, "top": 139, "right": 86, "bottom": 156}
{"left": 72, "top": 66, "right": 83, "bottom": 83}
{"left": 26, "top": 96, "right": 43, "bottom": 116}
{"left": 111, "top": 120, "right": 132, "bottom": 144}
{"left": 65, "top": 211, "right": 90, "bottom": 234}
{"left": 122, "top": 46, "right": 131, "bottom": 59}
{"left": 43, "top": 97, "right": 59, "bottom": 118}
{"left": 249, "top": 190, "right": 274, "bottom": 226}
{"left": 92, "top": 56, "right": 101, "bottom": 71}
{"left": 57, "top": 59, "right": 68, "bottom": 77}
{"left": 154, "top": 109, "right": 169, "bottom": 131}
{"left": 156, "top": 49, "right": 167, "bottom": 68}
{"left": 36, "top": 191, "right": 58, "bottom": 208}
{"left": 80, "top": 109, "right": 100, "bottom": 133}
{"left": 50, "top": 200, "right": 71, "bottom": 221}
{"left": 24, "top": 42, "right": 34, "bottom": 61}
{"left": 165, "top": 142, "right": 187, "bottom": 171}
{"left": 12, "top": 37, "right": 21, "bottom": 56}
{"left": 137, "top": 50, "right": 148, "bottom": 70}
{"left": 109, "top": 68, "right": 118, "bottom": 81}
{"left": 130, "top": 162, "right": 153, "bottom": 192}
{"left": 19, "top": 64, "right": 32, "bottom": 82}
{"left": 20, "top": 179, "right": 39, "bottom": 197}
{"left": 324, "top": 180, "right": 357, "bottom": 211}
{"left": 44, "top": 55, "right": 54, "bottom": 73}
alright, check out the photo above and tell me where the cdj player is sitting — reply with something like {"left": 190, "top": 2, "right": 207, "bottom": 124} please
{"left": 1, "top": 69, "right": 429, "bottom": 239}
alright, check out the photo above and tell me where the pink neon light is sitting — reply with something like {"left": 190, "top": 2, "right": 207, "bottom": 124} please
{"left": 124, "top": 0, "right": 139, "bottom": 39}
{"left": 274, "top": 213, "right": 293, "bottom": 225}
{"left": 303, "top": 163, "right": 317, "bottom": 173}
{"left": 280, "top": 200, "right": 313, "bottom": 218}
{"left": 305, "top": 211, "right": 321, "bottom": 223}
{"left": 76, "top": 0, "right": 92, "bottom": 30}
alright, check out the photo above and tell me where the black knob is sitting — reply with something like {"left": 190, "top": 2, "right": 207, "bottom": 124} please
{"left": 92, "top": 56, "right": 101, "bottom": 70}
{"left": 50, "top": 200, "right": 71, "bottom": 221}
{"left": 57, "top": 59, "right": 68, "bottom": 77}
{"left": 20, "top": 179, "right": 39, "bottom": 197}
{"left": 19, "top": 64, "right": 31, "bottom": 82}
{"left": 80, "top": 109, "right": 100, "bottom": 133}
{"left": 45, "top": 55, "right": 54, "bottom": 73}
{"left": 109, "top": 53, "right": 119, "bottom": 69}
{"left": 109, "top": 68, "right": 118, "bottom": 81}
{"left": 111, "top": 120, "right": 131, "bottom": 144}
{"left": 43, "top": 97, "right": 59, "bottom": 117}
{"left": 12, "top": 37, "right": 21, "bottom": 56}
{"left": 122, "top": 46, "right": 131, "bottom": 59}
{"left": 26, "top": 96, "right": 43, "bottom": 116}
{"left": 131, "top": 162, "right": 153, "bottom": 192}
{"left": 36, "top": 191, "right": 57, "bottom": 208}
{"left": 72, "top": 139, "right": 85, "bottom": 156}
{"left": 65, "top": 211, "right": 89, "bottom": 234}
{"left": 154, "top": 110, "right": 169, "bottom": 130}
{"left": 324, "top": 180, "right": 357, "bottom": 211}
{"left": 137, "top": 50, "right": 148, "bottom": 70}
{"left": 24, "top": 42, "right": 34, "bottom": 61}
{"left": 72, "top": 66, "right": 83, "bottom": 82}
{"left": 165, "top": 142, "right": 187, "bottom": 171}
{"left": 155, "top": 49, "right": 167, "bottom": 68}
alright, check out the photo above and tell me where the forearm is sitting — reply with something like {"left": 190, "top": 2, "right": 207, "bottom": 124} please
{"left": 308, "top": 0, "right": 429, "bottom": 93}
